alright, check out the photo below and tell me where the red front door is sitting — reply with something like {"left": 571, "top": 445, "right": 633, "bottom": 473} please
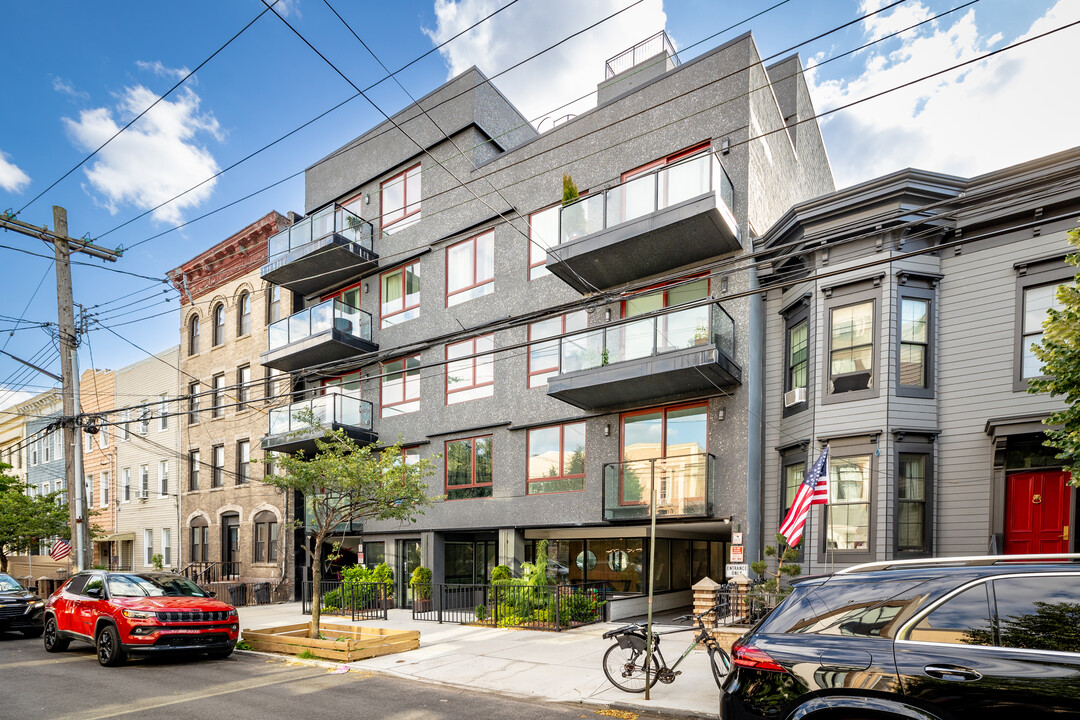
{"left": 1004, "top": 471, "right": 1072, "bottom": 554}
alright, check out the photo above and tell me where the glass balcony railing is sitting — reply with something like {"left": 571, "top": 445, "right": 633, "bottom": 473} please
{"left": 550, "top": 302, "right": 735, "bottom": 375}
{"left": 267, "top": 204, "right": 373, "bottom": 263}
{"left": 602, "top": 453, "right": 711, "bottom": 521}
{"left": 559, "top": 152, "right": 734, "bottom": 245}
{"left": 267, "top": 300, "right": 372, "bottom": 352}
{"left": 267, "top": 393, "right": 373, "bottom": 437}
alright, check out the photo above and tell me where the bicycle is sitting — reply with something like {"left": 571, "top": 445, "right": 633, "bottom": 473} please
{"left": 601, "top": 604, "right": 732, "bottom": 693}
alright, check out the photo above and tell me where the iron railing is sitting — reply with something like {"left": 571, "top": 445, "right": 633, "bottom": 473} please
{"left": 411, "top": 582, "right": 608, "bottom": 631}
{"left": 713, "top": 581, "right": 778, "bottom": 627}
{"left": 267, "top": 393, "right": 373, "bottom": 437}
{"left": 559, "top": 151, "right": 733, "bottom": 245}
{"left": 204, "top": 580, "right": 283, "bottom": 607}
{"left": 182, "top": 560, "right": 241, "bottom": 586}
{"left": 266, "top": 204, "right": 373, "bottom": 265}
{"left": 602, "top": 452, "right": 712, "bottom": 521}
{"left": 301, "top": 580, "right": 389, "bottom": 621}
{"left": 604, "top": 31, "right": 680, "bottom": 78}
{"left": 268, "top": 299, "right": 372, "bottom": 352}
{"left": 543, "top": 302, "right": 735, "bottom": 377}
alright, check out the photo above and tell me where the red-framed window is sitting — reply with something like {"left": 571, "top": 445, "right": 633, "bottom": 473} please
{"left": 528, "top": 204, "right": 560, "bottom": 280}
{"left": 619, "top": 402, "right": 708, "bottom": 506}
{"left": 320, "top": 281, "right": 361, "bottom": 308}
{"left": 445, "top": 435, "right": 492, "bottom": 500}
{"left": 381, "top": 355, "right": 420, "bottom": 418}
{"left": 446, "top": 230, "right": 494, "bottom": 306}
{"left": 527, "top": 422, "right": 585, "bottom": 494}
{"left": 528, "top": 310, "right": 587, "bottom": 388}
{"left": 381, "top": 262, "right": 420, "bottom": 328}
{"left": 621, "top": 141, "right": 712, "bottom": 181}
{"left": 619, "top": 277, "right": 711, "bottom": 356}
{"left": 381, "top": 163, "right": 421, "bottom": 233}
{"left": 446, "top": 335, "right": 494, "bottom": 404}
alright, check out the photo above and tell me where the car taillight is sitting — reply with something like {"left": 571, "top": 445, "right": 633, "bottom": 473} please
{"left": 731, "top": 640, "right": 786, "bottom": 672}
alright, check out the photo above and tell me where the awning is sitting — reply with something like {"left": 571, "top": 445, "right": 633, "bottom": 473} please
{"left": 100, "top": 532, "right": 135, "bottom": 543}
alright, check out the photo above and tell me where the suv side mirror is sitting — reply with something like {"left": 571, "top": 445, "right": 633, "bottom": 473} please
{"left": 86, "top": 586, "right": 103, "bottom": 599}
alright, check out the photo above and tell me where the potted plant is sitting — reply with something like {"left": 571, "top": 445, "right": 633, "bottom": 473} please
{"left": 410, "top": 566, "right": 433, "bottom": 612}
{"left": 692, "top": 326, "right": 710, "bottom": 346}
{"left": 370, "top": 562, "right": 394, "bottom": 609}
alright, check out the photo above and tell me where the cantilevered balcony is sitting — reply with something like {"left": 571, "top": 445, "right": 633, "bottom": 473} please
{"left": 261, "top": 205, "right": 377, "bottom": 296}
{"left": 261, "top": 300, "right": 376, "bottom": 373}
{"left": 546, "top": 302, "right": 740, "bottom": 412}
{"left": 547, "top": 152, "right": 739, "bottom": 293}
{"left": 261, "top": 393, "right": 376, "bottom": 455}
{"left": 603, "top": 453, "right": 712, "bottom": 522}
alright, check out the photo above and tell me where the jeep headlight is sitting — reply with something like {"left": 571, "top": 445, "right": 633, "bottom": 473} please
{"left": 122, "top": 609, "right": 157, "bottom": 619}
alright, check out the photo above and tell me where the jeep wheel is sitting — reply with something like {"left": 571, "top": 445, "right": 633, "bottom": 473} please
{"left": 96, "top": 625, "right": 127, "bottom": 667}
{"left": 43, "top": 616, "right": 69, "bottom": 652}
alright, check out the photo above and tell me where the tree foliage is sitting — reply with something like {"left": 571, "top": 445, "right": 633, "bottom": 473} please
{"left": 750, "top": 533, "right": 802, "bottom": 599}
{"left": 1027, "top": 225, "right": 1080, "bottom": 486}
{"left": 0, "top": 462, "right": 71, "bottom": 574}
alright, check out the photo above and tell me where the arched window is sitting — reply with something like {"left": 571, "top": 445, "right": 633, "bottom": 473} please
{"left": 213, "top": 304, "right": 225, "bottom": 346}
{"left": 189, "top": 517, "right": 209, "bottom": 563}
{"left": 253, "top": 510, "right": 278, "bottom": 563}
{"left": 188, "top": 315, "right": 200, "bottom": 356}
{"left": 237, "top": 291, "right": 251, "bottom": 336}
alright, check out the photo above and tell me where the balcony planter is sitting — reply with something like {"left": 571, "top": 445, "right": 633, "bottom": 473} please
{"left": 242, "top": 622, "right": 419, "bottom": 662}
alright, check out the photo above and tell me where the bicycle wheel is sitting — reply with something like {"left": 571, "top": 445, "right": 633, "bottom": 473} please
{"left": 603, "top": 641, "right": 661, "bottom": 693}
{"left": 708, "top": 647, "right": 732, "bottom": 689}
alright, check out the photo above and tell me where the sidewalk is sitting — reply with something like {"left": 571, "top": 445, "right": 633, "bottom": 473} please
{"left": 237, "top": 603, "right": 721, "bottom": 719}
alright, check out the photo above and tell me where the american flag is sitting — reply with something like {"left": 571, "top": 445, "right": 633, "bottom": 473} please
{"left": 49, "top": 538, "right": 71, "bottom": 562}
{"left": 779, "top": 446, "right": 830, "bottom": 547}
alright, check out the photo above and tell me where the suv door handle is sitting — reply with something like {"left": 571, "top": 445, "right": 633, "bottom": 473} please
{"left": 924, "top": 664, "right": 982, "bottom": 682}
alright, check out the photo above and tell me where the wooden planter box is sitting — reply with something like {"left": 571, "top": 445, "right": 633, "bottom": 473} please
{"left": 242, "top": 622, "right": 419, "bottom": 662}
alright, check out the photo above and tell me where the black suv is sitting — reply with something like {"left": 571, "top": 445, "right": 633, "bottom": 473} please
{"left": 0, "top": 573, "right": 45, "bottom": 637}
{"left": 721, "top": 554, "right": 1080, "bottom": 719}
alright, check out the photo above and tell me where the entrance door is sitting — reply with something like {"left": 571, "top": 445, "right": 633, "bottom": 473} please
{"left": 398, "top": 540, "right": 420, "bottom": 608}
{"left": 222, "top": 514, "right": 240, "bottom": 575}
{"left": 1004, "top": 471, "right": 1072, "bottom": 554}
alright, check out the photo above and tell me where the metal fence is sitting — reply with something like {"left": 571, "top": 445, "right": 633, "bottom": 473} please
{"left": 203, "top": 580, "right": 285, "bottom": 608}
{"left": 713, "top": 581, "right": 778, "bottom": 627}
{"left": 411, "top": 582, "right": 608, "bottom": 631}
{"left": 301, "top": 580, "right": 389, "bottom": 622}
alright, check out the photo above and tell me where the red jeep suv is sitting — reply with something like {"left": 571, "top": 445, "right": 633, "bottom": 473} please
{"left": 43, "top": 571, "right": 239, "bottom": 666}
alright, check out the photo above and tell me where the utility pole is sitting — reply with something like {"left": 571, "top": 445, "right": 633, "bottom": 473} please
{"left": 0, "top": 207, "right": 122, "bottom": 571}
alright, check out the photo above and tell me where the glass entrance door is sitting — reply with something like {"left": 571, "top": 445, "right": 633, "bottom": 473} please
{"left": 398, "top": 539, "right": 421, "bottom": 608}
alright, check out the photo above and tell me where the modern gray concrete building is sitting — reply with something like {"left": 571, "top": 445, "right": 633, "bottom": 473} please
{"left": 758, "top": 146, "right": 1080, "bottom": 573}
{"left": 255, "top": 31, "right": 834, "bottom": 613}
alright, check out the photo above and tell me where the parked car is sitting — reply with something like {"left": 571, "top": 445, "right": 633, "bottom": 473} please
{"left": 0, "top": 573, "right": 45, "bottom": 637}
{"left": 43, "top": 571, "right": 238, "bottom": 666}
{"left": 721, "top": 554, "right": 1080, "bottom": 719}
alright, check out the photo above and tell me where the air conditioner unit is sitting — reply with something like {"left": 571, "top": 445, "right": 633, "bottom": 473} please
{"left": 138, "top": 490, "right": 149, "bottom": 501}
{"left": 783, "top": 387, "right": 807, "bottom": 407}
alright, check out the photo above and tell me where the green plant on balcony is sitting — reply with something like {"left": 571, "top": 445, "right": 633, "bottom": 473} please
{"left": 561, "top": 174, "right": 579, "bottom": 205}
{"left": 692, "top": 325, "right": 710, "bottom": 346}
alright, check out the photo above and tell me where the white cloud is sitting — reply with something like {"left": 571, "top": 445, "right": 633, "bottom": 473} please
{"left": 424, "top": 0, "right": 667, "bottom": 126}
{"left": 62, "top": 84, "right": 222, "bottom": 225}
{"left": 0, "top": 390, "right": 33, "bottom": 413}
{"left": 0, "top": 149, "right": 31, "bottom": 193}
{"left": 52, "top": 76, "right": 89, "bottom": 100}
{"left": 808, "top": 0, "right": 1080, "bottom": 188}
{"left": 136, "top": 60, "right": 190, "bottom": 81}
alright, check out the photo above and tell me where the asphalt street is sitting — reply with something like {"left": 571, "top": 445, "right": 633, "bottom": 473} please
{"left": 0, "top": 631, "right": 686, "bottom": 720}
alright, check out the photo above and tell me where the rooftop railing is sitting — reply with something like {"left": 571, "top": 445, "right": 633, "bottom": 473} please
{"left": 545, "top": 301, "right": 735, "bottom": 376}
{"left": 267, "top": 299, "right": 372, "bottom": 352}
{"left": 267, "top": 204, "right": 373, "bottom": 263}
{"left": 604, "top": 31, "right": 680, "bottom": 79}
{"left": 559, "top": 151, "right": 733, "bottom": 245}
{"left": 267, "top": 393, "right": 373, "bottom": 438}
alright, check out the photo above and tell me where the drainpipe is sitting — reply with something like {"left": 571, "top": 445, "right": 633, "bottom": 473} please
{"left": 745, "top": 266, "right": 764, "bottom": 575}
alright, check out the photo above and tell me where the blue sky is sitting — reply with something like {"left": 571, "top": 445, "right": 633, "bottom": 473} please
{"left": 0, "top": 0, "right": 1077, "bottom": 408}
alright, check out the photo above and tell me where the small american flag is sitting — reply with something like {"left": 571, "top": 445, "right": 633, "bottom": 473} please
{"left": 49, "top": 538, "right": 71, "bottom": 562}
{"left": 779, "top": 446, "right": 830, "bottom": 546}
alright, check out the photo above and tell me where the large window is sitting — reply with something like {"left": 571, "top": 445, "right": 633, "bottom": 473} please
{"left": 236, "top": 440, "right": 250, "bottom": 485}
{"left": 189, "top": 450, "right": 200, "bottom": 492}
{"left": 528, "top": 204, "right": 560, "bottom": 280}
{"left": 381, "top": 263, "right": 420, "bottom": 328}
{"left": 188, "top": 315, "right": 200, "bottom": 356}
{"left": 237, "top": 291, "right": 251, "bottom": 336}
{"left": 528, "top": 311, "right": 588, "bottom": 388}
{"left": 254, "top": 511, "right": 278, "bottom": 563}
{"left": 382, "top": 356, "right": 420, "bottom": 418}
{"left": 445, "top": 436, "right": 493, "bottom": 500}
{"left": 620, "top": 404, "right": 707, "bottom": 506}
{"left": 829, "top": 300, "right": 874, "bottom": 394}
{"left": 446, "top": 335, "right": 494, "bottom": 404}
{"left": 897, "top": 451, "right": 931, "bottom": 554}
{"left": 527, "top": 422, "right": 585, "bottom": 494}
{"left": 827, "top": 454, "right": 871, "bottom": 552}
{"left": 213, "top": 303, "right": 225, "bottom": 346}
{"left": 782, "top": 460, "right": 806, "bottom": 520}
{"left": 786, "top": 319, "right": 808, "bottom": 398}
{"left": 212, "top": 445, "right": 224, "bottom": 488}
{"left": 446, "top": 230, "right": 494, "bottom": 306}
{"left": 899, "top": 297, "right": 930, "bottom": 389}
{"left": 381, "top": 163, "right": 421, "bottom": 233}
{"left": 1021, "top": 282, "right": 1063, "bottom": 379}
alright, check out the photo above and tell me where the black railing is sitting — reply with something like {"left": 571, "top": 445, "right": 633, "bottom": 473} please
{"left": 182, "top": 560, "right": 242, "bottom": 586}
{"left": 713, "top": 581, "right": 778, "bottom": 627}
{"left": 301, "top": 580, "right": 389, "bottom": 622}
{"left": 411, "top": 582, "right": 608, "bottom": 631}
{"left": 204, "top": 580, "right": 282, "bottom": 608}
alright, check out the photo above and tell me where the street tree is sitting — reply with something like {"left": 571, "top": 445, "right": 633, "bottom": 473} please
{"left": 1027, "top": 224, "right": 1080, "bottom": 486}
{"left": 261, "top": 415, "right": 436, "bottom": 637}
{"left": 0, "top": 463, "right": 71, "bottom": 574}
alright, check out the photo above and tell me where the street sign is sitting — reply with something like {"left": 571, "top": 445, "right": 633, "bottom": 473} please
{"left": 726, "top": 563, "right": 749, "bottom": 578}
{"left": 732, "top": 532, "right": 743, "bottom": 545}
{"left": 730, "top": 545, "right": 744, "bottom": 562}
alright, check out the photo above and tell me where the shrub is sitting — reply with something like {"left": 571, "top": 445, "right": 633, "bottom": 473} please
{"left": 410, "top": 566, "right": 432, "bottom": 600}
{"left": 370, "top": 562, "right": 394, "bottom": 598}
{"left": 490, "top": 564, "right": 512, "bottom": 583}
{"left": 474, "top": 604, "right": 487, "bottom": 621}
